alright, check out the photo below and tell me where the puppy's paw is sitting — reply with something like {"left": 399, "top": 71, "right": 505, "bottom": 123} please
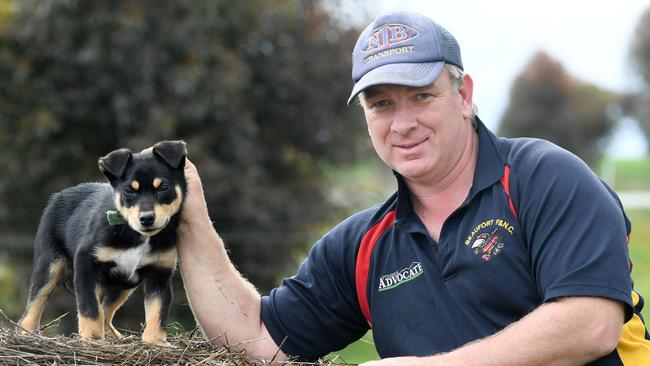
{"left": 142, "top": 328, "right": 171, "bottom": 347}
{"left": 150, "top": 339, "right": 173, "bottom": 348}
{"left": 78, "top": 315, "right": 105, "bottom": 341}
{"left": 17, "top": 313, "right": 39, "bottom": 333}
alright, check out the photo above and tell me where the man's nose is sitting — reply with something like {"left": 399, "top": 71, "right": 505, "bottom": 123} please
{"left": 390, "top": 105, "right": 418, "bottom": 135}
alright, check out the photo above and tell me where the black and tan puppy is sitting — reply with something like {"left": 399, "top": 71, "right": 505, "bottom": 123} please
{"left": 18, "top": 140, "right": 187, "bottom": 346}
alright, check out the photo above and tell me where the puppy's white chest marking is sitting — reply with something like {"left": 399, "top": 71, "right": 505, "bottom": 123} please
{"left": 94, "top": 239, "right": 177, "bottom": 280}
{"left": 112, "top": 239, "right": 148, "bottom": 279}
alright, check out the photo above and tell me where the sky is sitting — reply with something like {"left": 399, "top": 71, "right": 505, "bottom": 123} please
{"left": 341, "top": 0, "right": 650, "bottom": 158}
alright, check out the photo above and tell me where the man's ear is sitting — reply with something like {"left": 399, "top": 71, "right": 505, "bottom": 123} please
{"left": 152, "top": 140, "right": 187, "bottom": 168}
{"left": 98, "top": 148, "right": 132, "bottom": 183}
{"left": 458, "top": 73, "right": 474, "bottom": 120}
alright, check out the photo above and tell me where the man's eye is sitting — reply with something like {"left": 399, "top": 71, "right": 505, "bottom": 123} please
{"left": 371, "top": 100, "right": 392, "bottom": 109}
{"left": 415, "top": 93, "right": 433, "bottom": 101}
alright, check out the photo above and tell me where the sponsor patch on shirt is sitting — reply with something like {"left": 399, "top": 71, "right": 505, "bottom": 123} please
{"left": 378, "top": 262, "right": 423, "bottom": 292}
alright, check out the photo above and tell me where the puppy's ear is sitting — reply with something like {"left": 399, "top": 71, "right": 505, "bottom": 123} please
{"left": 98, "top": 148, "right": 132, "bottom": 183}
{"left": 152, "top": 140, "right": 187, "bottom": 168}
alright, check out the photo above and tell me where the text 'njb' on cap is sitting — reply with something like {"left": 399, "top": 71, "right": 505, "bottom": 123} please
{"left": 348, "top": 10, "right": 463, "bottom": 105}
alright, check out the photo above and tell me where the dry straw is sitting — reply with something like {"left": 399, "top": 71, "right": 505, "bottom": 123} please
{"left": 0, "top": 310, "right": 349, "bottom": 366}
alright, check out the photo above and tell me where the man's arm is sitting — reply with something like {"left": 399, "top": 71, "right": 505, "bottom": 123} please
{"left": 177, "top": 160, "right": 287, "bottom": 361}
{"left": 363, "top": 296, "right": 624, "bottom": 366}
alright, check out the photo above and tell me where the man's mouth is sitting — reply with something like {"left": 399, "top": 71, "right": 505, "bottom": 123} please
{"left": 395, "top": 138, "right": 428, "bottom": 150}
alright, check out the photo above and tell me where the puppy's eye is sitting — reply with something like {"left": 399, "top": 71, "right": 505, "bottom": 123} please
{"left": 158, "top": 183, "right": 170, "bottom": 192}
{"left": 123, "top": 187, "right": 137, "bottom": 195}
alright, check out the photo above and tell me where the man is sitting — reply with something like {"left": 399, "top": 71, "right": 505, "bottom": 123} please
{"left": 178, "top": 10, "right": 650, "bottom": 365}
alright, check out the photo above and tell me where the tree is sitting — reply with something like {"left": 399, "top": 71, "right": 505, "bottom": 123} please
{"left": 0, "top": 0, "right": 367, "bottom": 294}
{"left": 498, "top": 51, "right": 617, "bottom": 166}
{"left": 627, "top": 7, "right": 650, "bottom": 143}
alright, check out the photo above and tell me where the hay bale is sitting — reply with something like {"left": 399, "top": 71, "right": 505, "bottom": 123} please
{"left": 0, "top": 316, "right": 345, "bottom": 365}
{"left": 0, "top": 325, "right": 262, "bottom": 365}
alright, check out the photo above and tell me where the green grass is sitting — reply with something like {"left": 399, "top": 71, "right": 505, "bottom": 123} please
{"left": 600, "top": 157, "right": 650, "bottom": 317}
{"left": 627, "top": 209, "right": 650, "bottom": 321}
{"left": 326, "top": 331, "right": 379, "bottom": 364}
{"left": 600, "top": 158, "right": 650, "bottom": 190}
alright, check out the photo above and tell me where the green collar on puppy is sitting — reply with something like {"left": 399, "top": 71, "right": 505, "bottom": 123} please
{"left": 106, "top": 210, "right": 127, "bottom": 225}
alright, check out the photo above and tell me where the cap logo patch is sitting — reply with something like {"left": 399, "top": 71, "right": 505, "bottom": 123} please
{"left": 364, "top": 24, "right": 418, "bottom": 52}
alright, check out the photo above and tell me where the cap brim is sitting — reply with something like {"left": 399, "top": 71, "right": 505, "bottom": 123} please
{"left": 347, "top": 62, "right": 445, "bottom": 106}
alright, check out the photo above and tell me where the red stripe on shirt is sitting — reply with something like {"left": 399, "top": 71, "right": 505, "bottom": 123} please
{"left": 500, "top": 165, "right": 518, "bottom": 220}
{"left": 355, "top": 210, "right": 396, "bottom": 326}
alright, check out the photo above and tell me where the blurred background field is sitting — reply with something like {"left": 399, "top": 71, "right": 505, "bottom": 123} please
{"left": 1, "top": 0, "right": 650, "bottom": 364}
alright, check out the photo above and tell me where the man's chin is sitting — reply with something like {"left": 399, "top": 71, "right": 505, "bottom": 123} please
{"left": 394, "top": 160, "right": 432, "bottom": 178}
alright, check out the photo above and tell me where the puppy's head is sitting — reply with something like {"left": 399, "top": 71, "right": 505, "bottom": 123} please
{"left": 99, "top": 141, "right": 187, "bottom": 236}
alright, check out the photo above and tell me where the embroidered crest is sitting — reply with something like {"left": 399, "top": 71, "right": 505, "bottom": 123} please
{"left": 464, "top": 219, "right": 515, "bottom": 262}
{"left": 471, "top": 228, "right": 504, "bottom": 262}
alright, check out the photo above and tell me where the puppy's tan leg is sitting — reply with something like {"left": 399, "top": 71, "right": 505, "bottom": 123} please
{"left": 103, "top": 288, "right": 134, "bottom": 339}
{"left": 77, "top": 286, "right": 105, "bottom": 341}
{"left": 142, "top": 297, "right": 169, "bottom": 346}
{"left": 18, "top": 260, "right": 66, "bottom": 332}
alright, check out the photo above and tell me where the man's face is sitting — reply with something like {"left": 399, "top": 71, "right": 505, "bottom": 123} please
{"left": 360, "top": 70, "right": 475, "bottom": 185}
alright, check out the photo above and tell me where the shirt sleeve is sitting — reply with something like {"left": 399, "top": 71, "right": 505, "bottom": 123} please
{"left": 511, "top": 140, "right": 634, "bottom": 320}
{"left": 260, "top": 211, "right": 372, "bottom": 360}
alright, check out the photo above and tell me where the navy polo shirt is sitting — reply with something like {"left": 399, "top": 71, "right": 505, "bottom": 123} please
{"left": 260, "top": 118, "right": 636, "bottom": 363}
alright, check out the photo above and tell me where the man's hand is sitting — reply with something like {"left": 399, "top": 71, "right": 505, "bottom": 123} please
{"left": 174, "top": 158, "right": 287, "bottom": 361}
{"left": 181, "top": 159, "right": 210, "bottom": 223}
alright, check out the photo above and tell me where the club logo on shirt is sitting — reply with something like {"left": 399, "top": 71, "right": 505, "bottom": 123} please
{"left": 378, "top": 262, "right": 423, "bottom": 292}
{"left": 471, "top": 228, "right": 504, "bottom": 262}
{"left": 464, "top": 219, "right": 515, "bottom": 262}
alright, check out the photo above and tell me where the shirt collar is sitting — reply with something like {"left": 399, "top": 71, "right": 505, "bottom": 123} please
{"left": 393, "top": 116, "right": 505, "bottom": 234}
{"left": 470, "top": 116, "right": 505, "bottom": 198}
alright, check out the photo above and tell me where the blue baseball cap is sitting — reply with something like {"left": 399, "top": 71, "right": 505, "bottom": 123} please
{"left": 348, "top": 11, "right": 463, "bottom": 105}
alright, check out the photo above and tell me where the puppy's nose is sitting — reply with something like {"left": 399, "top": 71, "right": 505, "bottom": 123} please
{"left": 139, "top": 212, "right": 155, "bottom": 227}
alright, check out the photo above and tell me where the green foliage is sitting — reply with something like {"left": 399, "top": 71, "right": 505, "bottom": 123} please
{"left": 0, "top": 0, "right": 367, "bottom": 293}
{"left": 497, "top": 51, "right": 617, "bottom": 166}
{"left": 0, "top": 257, "right": 21, "bottom": 316}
